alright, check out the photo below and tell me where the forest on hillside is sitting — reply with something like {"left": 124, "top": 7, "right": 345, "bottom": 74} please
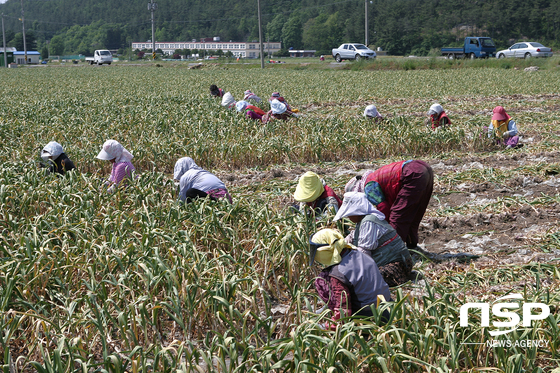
{"left": 1, "top": 0, "right": 559, "bottom": 56}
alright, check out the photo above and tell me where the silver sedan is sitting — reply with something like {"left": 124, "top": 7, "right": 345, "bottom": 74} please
{"left": 496, "top": 42, "right": 553, "bottom": 59}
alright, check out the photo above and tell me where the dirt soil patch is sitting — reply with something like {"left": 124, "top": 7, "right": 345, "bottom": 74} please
{"left": 220, "top": 149, "right": 560, "bottom": 268}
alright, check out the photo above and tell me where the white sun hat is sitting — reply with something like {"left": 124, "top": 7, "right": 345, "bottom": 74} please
{"left": 173, "top": 157, "right": 203, "bottom": 181}
{"left": 96, "top": 140, "right": 133, "bottom": 163}
{"left": 221, "top": 92, "right": 236, "bottom": 109}
{"left": 236, "top": 100, "right": 249, "bottom": 112}
{"left": 270, "top": 99, "right": 287, "bottom": 115}
{"left": 334, "top": 191, "right": 385, "bottom": 221}
{"left": 363, "top": 104, "right": 379, "bottom": 118}
{"left": 427, "top": 103, "right": 443, "bottom": 116}
{"left": 41, "top": 141, "right": 64, "bottom": 160}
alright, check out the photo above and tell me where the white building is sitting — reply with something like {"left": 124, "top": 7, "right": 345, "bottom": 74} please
{"left": 132, "top": 40, "right": 281, "bottom": 58}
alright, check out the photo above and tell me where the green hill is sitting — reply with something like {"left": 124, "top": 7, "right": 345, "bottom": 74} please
{"left": 1, "top": 0, "right": 559, "bottom": 56}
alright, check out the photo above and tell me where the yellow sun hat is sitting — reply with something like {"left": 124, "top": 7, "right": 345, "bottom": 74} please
{"left": 294, "top": 171, "right": 325, "bottom": 202}
{"left": 309, "top": 228, "right": 354, "bottom": 267}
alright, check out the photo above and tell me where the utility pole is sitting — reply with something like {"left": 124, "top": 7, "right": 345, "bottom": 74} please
{"left": 20, "top": 0, "right": 27, "bottom": 64}
{"left": 365, "top": 0, "right": 368, "bottom": 47}
{"left": 257, "top": 0, "right": 264, "bottom": 68}
{"left": 2, "top": 14, "right": 7, "bottom": 68}
{"left": 148, "top": 0, "right": 157, "bottom": 59}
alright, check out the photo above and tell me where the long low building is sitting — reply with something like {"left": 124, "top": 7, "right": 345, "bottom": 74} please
{"left": 132, "top": 40, "right": 281, "bottom": 58}
{"left": 14, "top": 51, "right": 41, "bottom": 64}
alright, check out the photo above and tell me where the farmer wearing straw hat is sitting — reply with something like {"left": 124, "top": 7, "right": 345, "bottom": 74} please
{"left": 363, "top": 104, "right": 384, "bottom": 122}
{"left": 173, "top": 157, "right": 232, "bottom": 203}
{"left": 293, "top": 171, "right": 342, "bottom": 214}
{"left": 426, "top": 103, "right": 451, "bottom": 130}
{"left": 310, "top": 228, "right": 391, "bottom": 328}
{"left": 334, "top": 192, "right": 412, "bottom": 287}
{"left": 40, "top": 141, "right": 76, "bottom": 175}
{"left": 487, "top": 106, "right": 520, "bottom": 149}
{"left": 345, "top": 160, "right": 433, "bottom": 252}
{"left": 96, "top": 140, "right": 136, "bottom": 193}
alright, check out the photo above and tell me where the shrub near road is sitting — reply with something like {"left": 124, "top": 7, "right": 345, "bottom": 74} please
{"left": 0, "top": 66, "right": 559, "bottom": 372}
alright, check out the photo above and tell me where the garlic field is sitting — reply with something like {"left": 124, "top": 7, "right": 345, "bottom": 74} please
{"left": 1, "top": 65, "right": 559, "bottom": 372}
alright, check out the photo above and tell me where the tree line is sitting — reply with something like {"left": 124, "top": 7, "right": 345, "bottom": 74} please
{"left": 1, "top": 0, "right": 559, "bottom": 57}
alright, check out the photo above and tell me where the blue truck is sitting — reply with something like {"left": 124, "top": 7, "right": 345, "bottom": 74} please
{"left": 441, "top": 37, "right": 497, "bottom": 59}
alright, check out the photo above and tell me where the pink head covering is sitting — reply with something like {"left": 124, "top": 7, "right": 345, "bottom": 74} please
{"left": 492, "top": 106, "right": 511, "bottom": 121}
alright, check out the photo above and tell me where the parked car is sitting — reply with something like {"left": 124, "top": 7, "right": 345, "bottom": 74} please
{"left": 496, "top": 42, "right": 553, "bottom": 59}
{"left": 441, "top": 37, "right": 497, "bottom": 59}
{"left": 332, "top": 43, "right": 376, "bottom": 62}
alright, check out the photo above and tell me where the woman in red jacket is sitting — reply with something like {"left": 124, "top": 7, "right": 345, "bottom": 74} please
{"left": 345, "top": 160, "right": 433, "bottom": 250}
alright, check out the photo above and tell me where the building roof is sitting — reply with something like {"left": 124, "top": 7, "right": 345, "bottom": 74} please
{"left": 14, "top": 51, "right": 41, "bottom": 55}
{"left": 0, "top": 47, "right": 17, "bottom": 52}
{"left": 134, "top": 40, "right": 278, "bottom": 44}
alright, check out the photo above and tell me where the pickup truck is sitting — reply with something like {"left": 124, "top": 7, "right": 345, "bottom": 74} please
{"left": 441, "top": 37, "right": 496, "bottom": 59}
{"left": 85, "top": 50, "right": 113, "bottom": 65}
{"left": 332, "top": 43, "right": 376, "bottom": 62}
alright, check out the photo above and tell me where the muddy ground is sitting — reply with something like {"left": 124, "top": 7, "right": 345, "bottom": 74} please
{"left": 219, "top": 149, "right": 560, "bottom": 268}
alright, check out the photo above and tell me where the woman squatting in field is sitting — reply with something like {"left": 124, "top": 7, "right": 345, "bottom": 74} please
{"left": 236, "top": 101, "right": 266, "bottom": 121}
{"left": 309, "top": 228, "right": 392, "bottom": 329}
{"left": 243, "top": 90, "right": 262, "bottom": 103}
{"left": 173, "top": 157, "right": 232, "bottom": 203}
{"left": 96, "top": 140, "right": 136, "bottom": 193}
{"left": 293, "top": 171, "right": 342, "bottom": 214}
{"left": 221, "top": 92, "right": 237, "bottom": 109}
{"left": 488, "top": 106, "right": 520, "bottom": 149}
{"left": 426, "top": 103, "right": 451, "bottom": 130}
{"left": 345, "top": 160, "right": 434, "bottom": 251}
{"left": 268, "top": 92, "right": 291, "bottom": 111}
{"left": 40, "top": 141, "right": 76, "bottom": 175}
{"left": 334, "top": 192, "right": 413, "bottom": 287}
{"left": 261, "top": 99, "right": 297, "bottom": 123}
